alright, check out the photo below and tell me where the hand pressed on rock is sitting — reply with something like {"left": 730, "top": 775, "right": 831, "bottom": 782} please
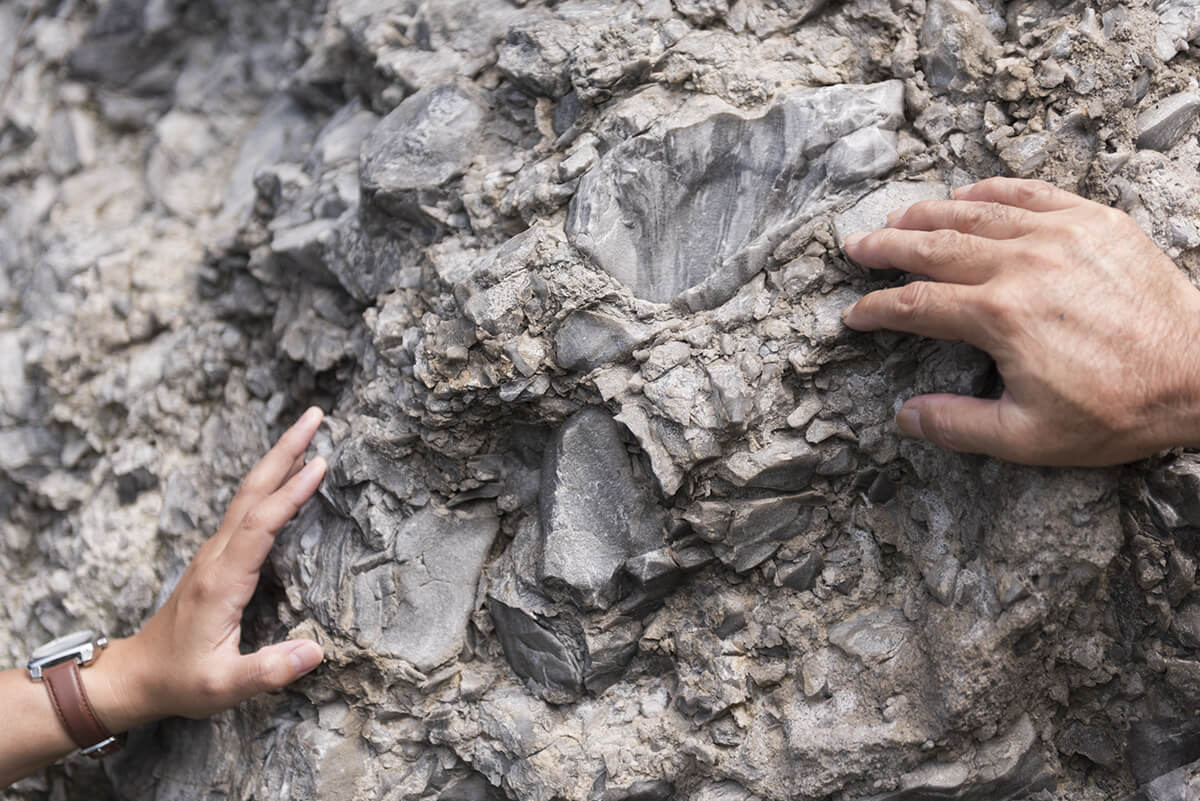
{"left": 99, "top": 407, "right": 329, "bottom": 728}
{"left": 1, "top": 408, "right": 329, "bottom": 787}
{"left": 841, "top": 176, "right": 1200, "bottom": 467}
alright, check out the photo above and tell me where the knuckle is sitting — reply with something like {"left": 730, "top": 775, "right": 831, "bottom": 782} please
{"left": 894, "top": 281, "right": 932, "bottom": 320}
{"left": 240, "top": 510, "right": 267, "bottom": 533}
{"left": 1025, "top": 179, "right": 1057, "bottom": 197}
{"left": 976, "top": 202, "right": 1012, "bottom": 231}
{"left": 237, "top": 473, "right": 267, "bottom": 499}
{"left": 1101, "top": 204, "right": 1132, "bottom": 230}
{"left": 923, "top": 407, "right": 961, "bottom": 452}
{"left": 190, "top": 567, "right": 221, "bottom": 601}
{"left": 914, "top": 229, "right": 965, "bottom": 263}
{"left": 907, "top": 199, "right": 937, "bottom": 220}
{"left": 197, "top": 670, "right": 233, "bottom": 703}
{"left": 974, "top": 291, "right": 1016, "bottom": 339}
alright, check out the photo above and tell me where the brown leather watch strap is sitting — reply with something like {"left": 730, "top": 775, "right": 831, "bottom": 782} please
{"left": 42, "top": 660, "right": 116, "bottom": 752}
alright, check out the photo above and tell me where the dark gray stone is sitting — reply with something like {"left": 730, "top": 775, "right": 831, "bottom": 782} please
{"left": 554, "top": 310, "right": 653, "bottom": 373}
{"left": 684, "top": 496, "right": 815, "bottom": 573}
{"left": 488, "top": 598, "right": 586, "bottom": 703}
{"left": 360, "top": 82, "right": 488, "bottom": 225}
{"left": 777, "top": 552, "right": 824, "bottom": 591}
{"left": 1137, "top": 92, "right": 1200, "bottom": 152}
{"left": 538, "top": 407, "right": 665, "bottom": 609}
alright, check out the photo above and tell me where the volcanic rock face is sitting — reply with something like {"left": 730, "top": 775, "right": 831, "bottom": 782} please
{"left": 3, "top": 1, "right": 1200, "bottom": 801}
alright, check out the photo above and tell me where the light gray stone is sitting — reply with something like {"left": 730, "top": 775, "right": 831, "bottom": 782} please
{"left": 832, "top": 182, "right": 951, "bottom": 250}
{"left": 567, "top": 81, "right": 905, "bottom": 309}
{"left": 919, "top": 0, "right": 1002, "bottom": 92}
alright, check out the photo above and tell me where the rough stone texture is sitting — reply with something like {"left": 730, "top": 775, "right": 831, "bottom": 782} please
{"left": 566, "top": 81, "right": 905, "bottom": 310}
{"left": 3, "top": 1, "right": 1200, "bottom": 800}
{"left": 1136, "top": 91, "right": 1200, "bottom": 151}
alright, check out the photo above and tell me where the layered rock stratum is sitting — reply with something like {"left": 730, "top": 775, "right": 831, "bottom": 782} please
{"left": 3, "top": 0, "right": 1200, "bottom": 799}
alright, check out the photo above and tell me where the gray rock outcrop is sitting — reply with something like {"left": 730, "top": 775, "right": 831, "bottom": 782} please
{"left": 3, "top": 1, "right": 1200, "bottom": 800}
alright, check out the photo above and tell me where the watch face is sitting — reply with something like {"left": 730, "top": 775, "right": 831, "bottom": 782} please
{"left": 30, "top": 630, "right": 96, "bottom": 661}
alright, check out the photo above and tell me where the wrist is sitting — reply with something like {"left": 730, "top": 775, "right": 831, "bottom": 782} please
{"left": 83, "top": 635, "right": 165, "bottom": 734}
{"left": 1169, "top": 295, "right": 1200, "bottom": 450}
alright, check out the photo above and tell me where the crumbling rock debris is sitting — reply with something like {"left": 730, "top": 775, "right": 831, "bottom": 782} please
{"left": 4, "top": 0, "right": 1200, "bottom": 800}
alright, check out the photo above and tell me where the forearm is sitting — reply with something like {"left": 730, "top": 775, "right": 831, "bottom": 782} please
{"left": 0, "top": 637, "right": 157, "bottom": 787}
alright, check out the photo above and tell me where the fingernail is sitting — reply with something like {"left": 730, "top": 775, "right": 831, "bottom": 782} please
{"left": 952, "top": 182, "right": 976, "bottom": 199}
{"left": 841, "top": 300, "right": 858, "bottom": 324}
{"left": 299, "top": 456, "right": 326, "bottom": 481}
{"left": 289, "top": 640, "right": 323, "bottom": 676}
{"left": 896, "top": 406, "right": 925, "bottom": 439}
{"left": 295, "top": 407, "right": 323, "bottom": 428}
{"left": 886, "top": 207, "right": 905, "bottom": 226}
{"left": 844, "top": 231, "right": 866, "bottom": 249}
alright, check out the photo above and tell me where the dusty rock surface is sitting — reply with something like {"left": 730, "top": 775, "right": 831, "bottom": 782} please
{"left": 3, "top": 0, "right": 1200, "bottom": 799}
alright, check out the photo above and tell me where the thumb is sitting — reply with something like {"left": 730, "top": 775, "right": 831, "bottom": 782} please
{"left": 235, "top": 639, "right": 324, "bottom": 697}
{"left": 896, "top": 394, "right": 1010, "bottom": 457}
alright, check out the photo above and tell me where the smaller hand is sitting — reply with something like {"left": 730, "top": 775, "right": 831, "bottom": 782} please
{"left": 841, "top": 177, "right": 1200, "bottom": 466}
{"left": 96, "top": 408, "right": 328, "bottom": 729}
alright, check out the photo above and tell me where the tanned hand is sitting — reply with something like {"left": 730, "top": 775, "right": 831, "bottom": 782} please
{"left": 841, "top": 176, "right": 1200, "bottom": 467}
{"left": 2, "top": 408, "right": 328, "bottom": 787}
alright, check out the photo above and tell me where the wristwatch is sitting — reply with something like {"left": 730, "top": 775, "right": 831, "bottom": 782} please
{"left": 27, "top": 630, "right": 123, "bottom": 758}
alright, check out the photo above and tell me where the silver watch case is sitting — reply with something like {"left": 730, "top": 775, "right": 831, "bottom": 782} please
{"left": 27, "top": 629, "right": 109, "bottom": 680}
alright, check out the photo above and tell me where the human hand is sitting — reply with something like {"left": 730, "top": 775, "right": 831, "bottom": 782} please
{"left": 92, "top": 408, "right": 329, "bottom": 730}
{"left": 841, "top": 177, "right": 1200, "bottom": 466}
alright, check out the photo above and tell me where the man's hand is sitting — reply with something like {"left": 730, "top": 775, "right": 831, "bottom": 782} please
{"left": 95, "top": 408, "right": 329, "bottom": 729}
{"left": 841, "top": 176, "right": 1200, "bottom": 466}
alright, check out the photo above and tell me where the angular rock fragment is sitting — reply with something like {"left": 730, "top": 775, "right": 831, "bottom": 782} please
{"left": 998, "top": 132, "right": 1053, "bottom": 177}
{"left": 567, "top": 81, "right": 905, "bottom": 310}
{"left": 776, "top": 552, "right": 824, "bottom": 591}
{"left": 360, "top": 82, "right": 488, "bottom": 226}
{"left": 1137, "top": 92, "right": 1200, "bottom": 152}
{"left": 919, "top": 0, "right": 1002, "bottom": 92}
{"left": 1155, "top": 0, "right": 1200, "bottom": 62}
{"left": 554, "top": 310, "right": 653, "bottom": 373}
{"left": 538, "top": 407, "right": 665, "bottom": 609}
{"left": 720, "top": 437, "right": 821, "bottom": 491}
{"left": 826, "top": 127, "right": 899, "bottom": 186}
{"left": 828, "top": 608, "right": 913, "bottom": 665}
{"left": 277, "top": 500, "right": 498, "bottom": 672}
{"left": 684, "top": 495, "right": 815, "bottom": 572}
{"left": 1130, "top": 757, "right": 1200, "bottom": 801}
{"left": 832, "top": 182, "right": 950, "bottom": 251}
{"left": 488, "top": 598, "right": 586, "bottom": 703}
{"left": 497, "top": 16, "right": 575, "bottom": 98}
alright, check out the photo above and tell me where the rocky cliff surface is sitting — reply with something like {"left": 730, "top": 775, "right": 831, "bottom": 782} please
{"left": 4, "top": 0, "right": 1200, "bottom": 799}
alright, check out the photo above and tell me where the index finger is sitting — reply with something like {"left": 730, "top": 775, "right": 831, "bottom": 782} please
{"left": 219, "top": 455, "right": 327, "bottom": 578}
{"left": 952, "top": 177, "right": 1084, "bottom": 212}
{"left": 842, "top": 281, "right": 999, "bottom": 352}
{"left": 221, "top": 407, "right": 324, "bottom": 530}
